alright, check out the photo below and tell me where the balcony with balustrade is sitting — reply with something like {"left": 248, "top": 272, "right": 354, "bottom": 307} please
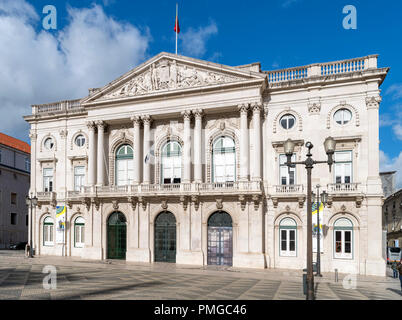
{"left": 65, "top": 181, "right": 263, "bottom": 203}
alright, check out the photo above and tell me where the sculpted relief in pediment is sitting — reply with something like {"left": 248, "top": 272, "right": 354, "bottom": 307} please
{"left": 100, "top": 59, "right": 243, "bottom": 100}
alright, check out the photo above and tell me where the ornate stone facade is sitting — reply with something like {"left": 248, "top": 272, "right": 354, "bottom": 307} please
{"left": 24, "top": 52, "right": 388, "bottom": 276}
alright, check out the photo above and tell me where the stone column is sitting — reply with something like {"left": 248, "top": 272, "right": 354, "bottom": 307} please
{"left": 252, "top": 103, "right": 262, "bottom": 181}
{"left": 238, "top": 104, "right": 249, "bottom": 181}
{"left": 131, "top": 116, "right": 142, "bottom": 184}
{"left": 96, "top": 121, "right": 106, "bottom": 186}
{"left": 142, "top": 115, "right": 152, "bottom": 184}
{"left": 182, "top": 110, "right": 192, "bottom": 183}
{"left": 193, "top": 109, "right": 203, "bottom": 183}
{"left": 86, "top": 121, "right": 97, "bottom": 186}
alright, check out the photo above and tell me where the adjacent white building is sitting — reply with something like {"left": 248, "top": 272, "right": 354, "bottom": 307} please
{"left": 24, "top": 52, "right": 388, "bottom": 276}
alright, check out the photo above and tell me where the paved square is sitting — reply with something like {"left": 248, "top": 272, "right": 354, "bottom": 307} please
{"left": 0, "top": 250, "right": 401, "bottom": 300}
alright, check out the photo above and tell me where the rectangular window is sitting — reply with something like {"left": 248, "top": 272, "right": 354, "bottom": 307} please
{"left": 11, "top": 193, "right": 17, "bottom": 205}
{"left": 43, "top": 168, "right": 53, "bottom": 192}
{"left": 334, "top": 229, "right": 353, "bottom": 259}
{"left": 334, "top": 151, "right": 352, "bottom": 184}
{"left": 44, "top": 224, "right": 54, "bottom": 246}
{"left": 279, "top": 154, "right": 296, "bottom": 185}
{"left": 10, "top": 213, "right": 17, "bottom": 225}
{"left": 74, "top": 166, "right": 85, "bottom": 191}
{"left": 75, "top": 225, "right": 85, "bottom": 248}
{"left": 280, "top": 228, "right": 297, "bottom": 257}
{"left": 25, "top": 157, "right": 30, "bottom": 172}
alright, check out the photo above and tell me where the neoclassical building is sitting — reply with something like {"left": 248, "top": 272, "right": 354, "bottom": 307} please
{"left": 24, "top": 52, "right": 388, "bottom": 276}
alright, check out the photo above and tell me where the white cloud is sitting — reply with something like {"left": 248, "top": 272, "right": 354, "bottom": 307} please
{"left": 393, "top": 124, "right": 402, "bottom": 141}
{"left": 282, "top": 0, "right": 300, "bottom": 8}
{"left": 380, "top": 150, "right": 402, "bottom": 189}
{"left": 386, "top": 83, "right": 402, "bottom": 100}
{"left": 180, "top": 21, "right": 218, "bottom": 58}
{"left": 0, "top": 1, "right": 150, "bottom": 142}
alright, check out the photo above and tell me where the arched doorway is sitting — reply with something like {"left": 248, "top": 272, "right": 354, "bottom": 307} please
{"left": 207, "top": 211, "right": 233, "bottom": 266}
{"left": 107, "top": 212, "right": 127, "bottom": 260}
{"left": 154, "top": 212, "right": 176, "bottom": 263}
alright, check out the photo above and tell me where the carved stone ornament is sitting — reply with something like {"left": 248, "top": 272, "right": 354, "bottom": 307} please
{"left": 191, "top": 195, "right": 199, "bottom": 211}
{"left": 239, "top": 195, "right": 247, "bottom": 211}
{"left": 138, "top": 196, "right": 147, "bottom": 211}
{"left": 76, "top": 206, "right": 81, "bottom": 212}
{"left": 92, "top": 198, "right": 100, "bottom": 211}
{"left": 355, "top": 196, "right": 363, "bottom": 208}
{"left": 365, "top": 96, "right": 382, "bottom": 109}
{"left": 82, "top": 198, "right": 91, "bottom": 211}
{"left": 66, "top": 201, "right": 72, "bottom": 210}
{"left": 161, "top": 199, "right": 168, "bottom": 210}
{"left": 285, "top": 205, "right": 291, "bottom": 212}
{"left": 327, "top": 196, "right": 333, "bottom": 208}
{"left": 308, "top": 102, "right": 321, "bottom": 114}
{"left": 128, "top": 196, "right": 137, "bottom": 210}
{"left": 216, "top": 198, "right": 223, "bottom": 210}
{"left": 298, "top": 197, "right": 305, "bottom": 209}
{"left": 101, "top": 60, "right": 242, "bottom": 100}
{"left": 252, "top": 195, "right": 260, "bottom": 211}
{"left": 341, "top": 204, "right": 347, "bottom": 212}
{"left": 112, "top": 200, "right": 119, "bottom": 211}
{"left": 272, "top": 197, "right": 279, "bottom": 208}
{"left": 180, "top": 196, "right": 188, "bottom": 211}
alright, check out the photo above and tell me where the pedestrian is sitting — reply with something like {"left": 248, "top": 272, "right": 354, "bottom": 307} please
{"left": 398, "top": 259, "right": 402, "bottom": 292}
{"left": 391, "top": 260, "right": 398, "bottom": 278}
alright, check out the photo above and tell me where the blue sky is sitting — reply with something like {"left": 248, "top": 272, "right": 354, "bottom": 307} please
{"left": 0, "top": 0, "right": 401, "bottom": 185}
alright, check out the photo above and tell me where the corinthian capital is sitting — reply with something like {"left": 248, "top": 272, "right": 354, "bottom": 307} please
{"left": 86, "top": 121, "right": 96, "bottom": 130}
{"left": 181, "top": 110, "right": 192, "bottom": 121}
{"left": 251, "top": 102, "right": 262, "bottom": 113}
{"left": 142, "top": 115, "right": 152, "bottom": 125}
{"left": 192, "top": 109, "right": 203, "bottom": 120}
{"left": 238, "top": 103, "right": 249, "bottom": 114}
{"left": 95, "top": 120, "right": 106, "bottom": 130}
{"left": 130, "top": 115, "right": 142, "bottom": 126}
{"left": 365, "top": 96, "right": 382, "bottom": 109}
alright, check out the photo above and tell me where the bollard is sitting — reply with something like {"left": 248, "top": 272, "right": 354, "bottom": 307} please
{"left": 302, "top": 268, "right": 307, "bottom": 295}
{"left": 335, "top": 269, "right": 338, "bottom": 282}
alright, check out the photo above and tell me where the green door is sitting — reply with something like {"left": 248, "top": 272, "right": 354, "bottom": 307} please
{"left": 107, "top": 212, "right": 127, "bottom": 260}
{"left": 154, "top": 212, "right": 176, "bottom": 263}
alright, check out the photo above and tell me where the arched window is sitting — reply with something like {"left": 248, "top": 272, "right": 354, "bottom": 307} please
{"left": 334, "top": 218, "right": 353, "bottom": 259}
{"left": 280, "top": 114, "right": 296, "bottom": 130}
{"left": 74, "top": 217, "right": 85, "bottom": 248}
{"left": 161, "top": 141, "right": 182, "bottom": 184}
{"left": 43, "top": 217, "right": 54, "bottom": 246}
{"left": 115, "top": 145, "right": 134, "bottom": 186}
{"left": 212, "top": 136, "right": 236, "bottom": 183}
{"left": 279, "top": 217, "right": 297, "bottom": 257}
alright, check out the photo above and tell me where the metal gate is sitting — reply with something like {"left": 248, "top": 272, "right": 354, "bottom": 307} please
{"left": 107, "top": 212, "right": 127, "bottom": 260}
{"left": 154, "top": 212, "right": 176, "bottom": 263}
{"left": 207, "top": 211, "right": 233, "bottom": 266}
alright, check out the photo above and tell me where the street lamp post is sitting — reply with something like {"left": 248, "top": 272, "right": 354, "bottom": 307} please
{"left": 284, "top": 137, "right": 336, "bottom": 300}
{"left": 25, "top": 193, "right": 38, "bottom": 258}
{"left": 312, "top": 186, "right": 328, "bottom": 277}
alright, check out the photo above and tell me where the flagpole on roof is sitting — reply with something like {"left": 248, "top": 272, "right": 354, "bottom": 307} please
{"left": 175, "top": 3, "right": 178, "bottom": 55}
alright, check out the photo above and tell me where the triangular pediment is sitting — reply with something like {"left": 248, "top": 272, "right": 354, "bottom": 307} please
{"left": 82, "top": 52, "right": 266, "bottom": 104}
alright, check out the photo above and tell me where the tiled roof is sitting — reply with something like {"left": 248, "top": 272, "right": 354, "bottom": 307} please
{"left": 0, "top": 132, "right": 30, "bottom": 154}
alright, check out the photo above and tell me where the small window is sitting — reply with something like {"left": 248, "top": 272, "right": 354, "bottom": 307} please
{"left": 10, "top": 213, "right": 17, "bottom": 225}
{"left": 11, "top": 193, "right": 17, "bottom": 205}
{"left": 75, "top": 135, "right": 86, "bottom": 147}
{"left": 334, "top": 151, "right": 352, "bottom": 184}
{"left": 44, "top": 137, "right": 54, "bottom": 150}
{"left": 280, "top": 114, "right": 296, "bottom": 130}
{"left": 43, "top": 168, "right": 54, "bottom": 192}
{"left": 334, "top": 218, "right": 353, "bottom": 259}
{"left": 74, "top": 217, "right": 85, "bottom": 248}
{"left": 279, "top": 218, "right": 297, "bottom": 257}
{"left": 334, "top": 108, "right": 352, "bottom": 125}
{"left": 43, "top": 217, "right": 54, "bottom": 246}
{"left": 25, "top": 157, "right": 30, "bottom": 172}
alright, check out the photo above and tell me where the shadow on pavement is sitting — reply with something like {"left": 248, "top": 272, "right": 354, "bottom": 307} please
{"left": 386, "top": 288, "right": 402, "bottom": 297}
